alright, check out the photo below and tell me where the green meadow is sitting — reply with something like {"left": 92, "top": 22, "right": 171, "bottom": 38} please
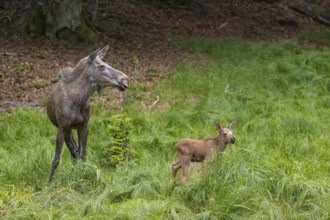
{"left": 0, "top": 39, "right": 329, "bottom": 219}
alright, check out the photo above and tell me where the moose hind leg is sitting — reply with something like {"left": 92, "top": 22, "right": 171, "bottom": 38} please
{"left": 64, "top": 130, "right": 79, "bottom": 162}
{"left": 49, "top": 129, "right": 65, "bottom": 183}
{"left": 172, "top": 160, "right": 182, "bottom": 179}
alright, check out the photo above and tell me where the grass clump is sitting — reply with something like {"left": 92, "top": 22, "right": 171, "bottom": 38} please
{"left": 0, "top": 38, "right": 329, "bottom": 219}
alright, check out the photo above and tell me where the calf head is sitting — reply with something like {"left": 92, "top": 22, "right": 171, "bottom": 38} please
{"left": 216, "top": 121, "right": 236, "bottom": 144}
{"left": 86, "top": 45, "right": 129, "bottom": 91}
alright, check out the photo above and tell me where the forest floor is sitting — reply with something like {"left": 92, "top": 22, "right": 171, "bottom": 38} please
{"left": 0, "top": 0, "right": 328, "bottom": 112}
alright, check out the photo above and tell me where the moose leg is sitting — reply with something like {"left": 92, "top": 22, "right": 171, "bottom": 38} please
{"left": 199, "top": 161, "right": 209, "bottom": 180}
{"left": 64, "top": 129, "right": 79, "bottom": 162}
{"left": 172, "top": 160, "right": 182, "bottom": 179}
{"left": 77, "top": 123, "right": 89, "bottom": 160}
{"left": 200, "top": 156, "right": 211, "bottom": 179}
{"left": 70, "top": 134, "right": 79, "bottom": 154}
{"left": 49, "top": 128, "right": 65, "bottom": 183}
{"left": 181, "top": 156, "right": 191, "bottom": 182}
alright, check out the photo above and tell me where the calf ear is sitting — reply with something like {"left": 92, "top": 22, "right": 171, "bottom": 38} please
{"left": 97, "top": 45, "right": 109, "bottom": 60}
{"left": 216, "top": 123, "right": 222, "bottom": 132}
{"left": 228, "top": 121, "right": 236, "bottom": 130}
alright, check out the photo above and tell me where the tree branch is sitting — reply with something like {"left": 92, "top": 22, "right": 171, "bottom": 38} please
{"left": 288, "top": 4, "right": 330, "bottom": 27}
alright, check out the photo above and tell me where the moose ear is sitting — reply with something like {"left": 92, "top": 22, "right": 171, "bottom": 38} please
{"left": 97, "top": 45, "right": 109, "bottom": 60}
{"left": 88, "top": 48, "right": 100, "bottom": 63}
{"left": 228, "top": 121, "right": 236, "bottom": 130}
{"left": 216, "top": 123, "right": 222, "bottom": 131}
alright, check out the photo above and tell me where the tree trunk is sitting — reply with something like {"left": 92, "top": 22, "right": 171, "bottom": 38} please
{"left": 25, "top": 0, "right": 99, "bottom": 42}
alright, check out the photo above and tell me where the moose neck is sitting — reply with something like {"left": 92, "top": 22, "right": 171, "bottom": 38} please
{"left": 214, "top": 135, "right": 228, "bottom": 152}
{"left": 65, "top": 72, "right": 97, "bottom": 105}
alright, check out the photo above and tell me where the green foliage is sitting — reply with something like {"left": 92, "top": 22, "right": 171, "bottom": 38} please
{"left": 102, "top": 113, "right": 135, "bottom": 168}
{"left": 0, "top": 38, "right": 330, "bottom": 219}
{"left": 0, "top": 185, "right": 33, "bottom": 212}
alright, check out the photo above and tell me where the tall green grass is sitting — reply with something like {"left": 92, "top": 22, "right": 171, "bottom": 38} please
{"left": 0, "top": 38, "right": 329, "bottom": 219}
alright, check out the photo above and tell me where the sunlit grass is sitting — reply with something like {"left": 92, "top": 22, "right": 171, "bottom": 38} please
{"left": 0, "top": 38, "right": 329, "bottom": 219}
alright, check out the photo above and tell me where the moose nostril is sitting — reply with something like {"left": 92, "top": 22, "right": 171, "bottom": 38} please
{"left": 231, "top": 137, "right": 236, "bottom": 144}
{"left": 117, "top": 78, "right": 129, "bottom": 91}
{"left": 122, "top": 79, "right": 129, "bottom": 88}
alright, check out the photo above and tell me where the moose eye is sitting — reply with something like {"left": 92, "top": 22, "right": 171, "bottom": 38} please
{"left": 99, "top": 65, "right": 105, "bottom": 70}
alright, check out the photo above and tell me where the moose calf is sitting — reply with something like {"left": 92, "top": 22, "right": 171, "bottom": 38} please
{"left": 172, "top": 122, "right": 236, "bottom": 182}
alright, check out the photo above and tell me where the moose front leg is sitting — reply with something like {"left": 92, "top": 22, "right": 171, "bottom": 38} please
{"left": 181, "top": 156, "right": 191, "bottom": 182}
{"left": 49, "top": 128, "right": 65, "bottom": 183}
{"left": 78, "top": 123, "right": 89, "bottom": 160}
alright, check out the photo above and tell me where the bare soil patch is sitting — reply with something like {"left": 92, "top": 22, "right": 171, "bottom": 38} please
{"left": 0, "top": 0, "right": 326, "bottom": 112}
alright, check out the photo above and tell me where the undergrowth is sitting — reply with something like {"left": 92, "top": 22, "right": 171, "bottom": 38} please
{"left": 0, "top": 38, "right": 329, "bottom": 219}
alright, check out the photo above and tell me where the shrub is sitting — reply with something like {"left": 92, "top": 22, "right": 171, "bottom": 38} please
{"left": 102, "top": 113, "right": 135, "bottom": 168}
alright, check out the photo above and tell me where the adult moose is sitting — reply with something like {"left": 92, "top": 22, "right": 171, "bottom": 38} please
{"left": 172, "top": 122, "right": 236, "bottom": 182}
{"left": 47, "top": 45, "right": 129, "bottom": 183}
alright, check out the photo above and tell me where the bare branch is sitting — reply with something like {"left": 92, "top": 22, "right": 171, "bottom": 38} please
{"left": 224, "top": 84, "right": 230, "bottom": 94}
{"left": 288, "top": 3, "right": 330, "bottom": 26}
{"left": 148, "top": 95, "right": 159, "bottom": 113}
{"left": 0, "top": 52, "right": 19, "bottom": 56}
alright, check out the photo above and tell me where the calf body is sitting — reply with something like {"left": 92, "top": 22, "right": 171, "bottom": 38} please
{"left": 172, "top": 122, "right": 236, "bottom": 182}
{"left": 47, "top": 46, "right": 129, "bottom": 183}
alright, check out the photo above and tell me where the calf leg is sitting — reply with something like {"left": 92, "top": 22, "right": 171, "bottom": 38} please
{"left": 199, "top": 156, "right": 211, "bottom": 178}
{"left": 181, "top": 156, "right": 191, "bottom": 182}
{"left": 172, "top": 160, "right": 182, "bottom": 179}
{"left": 199, "top": 160, "right": 209, "bottom": 180}
{"left": 49, "top": 128, "right": 65, "bottom": 183}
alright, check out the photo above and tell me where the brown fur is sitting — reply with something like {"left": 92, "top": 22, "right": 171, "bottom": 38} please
{"left": 172, "top": 122, "right": 236, "bottom": 182}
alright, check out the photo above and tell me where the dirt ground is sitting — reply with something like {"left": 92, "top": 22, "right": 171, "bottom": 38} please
{"left": 0, "top": 0, "right": 327, "bottom": 112}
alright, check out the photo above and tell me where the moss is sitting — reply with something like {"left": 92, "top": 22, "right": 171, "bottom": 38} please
{"left": 56, "top": 28, "right": 77, "bottom": 42}
{"left": 56, "top": 14, "right": 99, "bottom": 42}
{"left": 75, "top": 14, "right": 99, "bottom": 42}
{"left": 109, "top": 30, "right": 127, "bottom": 40}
